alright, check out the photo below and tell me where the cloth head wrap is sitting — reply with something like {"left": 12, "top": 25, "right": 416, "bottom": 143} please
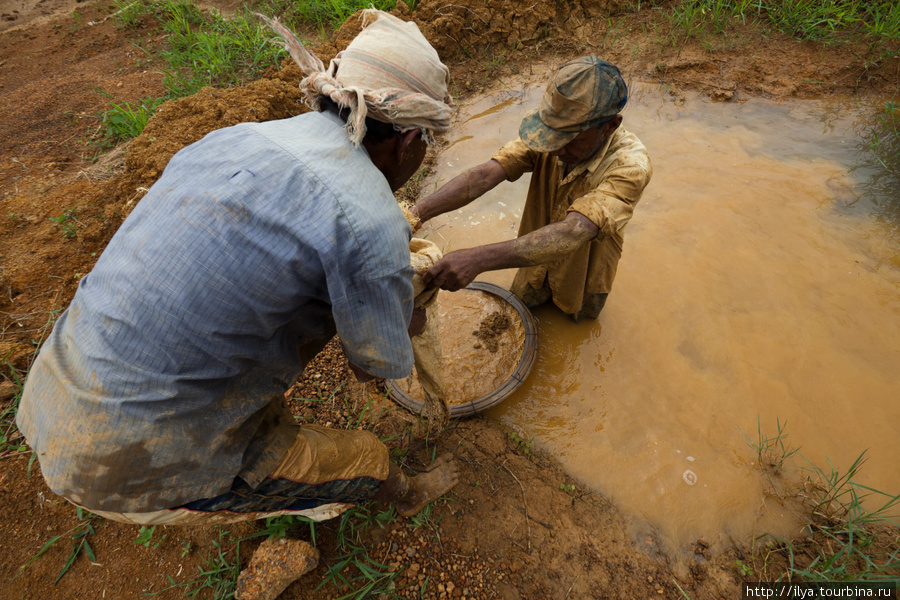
{"left": 259, "top": 10, "right": 452, "bottom": 147}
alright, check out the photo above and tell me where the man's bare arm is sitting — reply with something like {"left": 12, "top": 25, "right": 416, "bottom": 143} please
{"left": 423, "top": 212, "right": 599, "bottom": 291}
{"left": 412, "top": 159, "right": 507, "bottom": 226}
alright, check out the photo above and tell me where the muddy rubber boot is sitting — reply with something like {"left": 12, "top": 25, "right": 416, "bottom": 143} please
{"left": 235, "top": 537, "right": 319, "bottom": 600}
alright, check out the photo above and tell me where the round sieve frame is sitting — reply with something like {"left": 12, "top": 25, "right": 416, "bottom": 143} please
{"left": 387, "top": 281, "right": 538, "bottom": 418}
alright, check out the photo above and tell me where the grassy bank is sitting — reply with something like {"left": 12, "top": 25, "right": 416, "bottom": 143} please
{"left": 746, "top": 422, "right": 900, "bottom": 584}
{"left": 88, "top": 0, "right": 900, "bottom": 173}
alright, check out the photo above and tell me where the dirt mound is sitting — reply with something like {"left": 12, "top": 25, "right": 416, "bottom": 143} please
{"left": 115, "top": 70, "right": 308, "bottom": 200}
{"left": 111, "top": 14, "right": 368, "bottom": 203}
{"left": 409, "top": 0, "right": 625, "bottom": 60}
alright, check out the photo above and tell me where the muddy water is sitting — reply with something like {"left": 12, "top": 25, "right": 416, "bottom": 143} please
{"left": 420, "top": 80, "right": 900, "bottom": 559}
{"left": 395, "top": 289, "right": 525, "bottom": 404}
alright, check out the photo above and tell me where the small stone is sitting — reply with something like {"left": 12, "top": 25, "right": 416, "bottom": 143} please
{"left": 0, "top": 381, "right": 17, "bottom": 403}
{"left": 235, "top": 538, "right": 319, "bottom": 600}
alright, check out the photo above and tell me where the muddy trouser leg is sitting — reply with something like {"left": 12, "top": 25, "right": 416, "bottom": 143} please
{"left": 510, "top": 270, "right": 552, "bottom": 309}
{"left": 511, "top": 270, "right": 608, "bottom": 322}
{"left": 571, "top": 292, "right": 608, "bottom": 323}
{"left": 80, "top": 425, "right": 391, "bottom": 526}
{"left": 77, "top": 426, "right": 393, "bottom": 599}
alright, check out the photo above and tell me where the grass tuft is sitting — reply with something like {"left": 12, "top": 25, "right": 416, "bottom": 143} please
{"left": 871, "top": 98, "right": 899, "bottom": 175}
{"left": 317, "top": 503, "right": 405, "bottom": 599}
{"left": 101, "top": 0, "right": 288, "bottom": 141}
{"left": 151, "top": 526, "right": 241, "bottom": 599}
{"left": 101, "top": 96, "right": 164, "bottom": 143}
{"left": 264, "top": 0, "right": 399, "bottom": 33}
{"left": 748, "top": 423, "right": 900, "bottom": 583}
{"left": 19, "top": 508, "right": 102, "bottom": 583}
{"left": 664, "top": 0, "right": 900, "bottom": 49}
{"left": 742, "top": 417, "right": 800, "bottom": 477}
{"left": 1, "top": 361, "right": 27, "bottom": 456}
{"left": 158, "top": 5, "right": 284, "bottom": 98}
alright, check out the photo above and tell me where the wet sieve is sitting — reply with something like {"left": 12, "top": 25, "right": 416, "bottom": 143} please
{"left": 388, "top": 282, "right": 537, "bottom": 418}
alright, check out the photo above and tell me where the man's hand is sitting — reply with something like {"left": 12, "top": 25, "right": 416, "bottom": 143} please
{"left": 422, "top": 248, "right": 486, "bottom": 292}
{"left": 423, "top": 248, "right": 485, "bottom": 292}
{"left": 408, "top": 307, "right": 427, "bottom": 337}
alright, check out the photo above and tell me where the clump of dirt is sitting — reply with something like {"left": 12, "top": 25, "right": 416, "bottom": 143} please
{"left": 114, "top": 67, "right": 308, "bottom": 205}
{"left": 473, "top": 311, "right": 511, "bottom": 353}
{"left": 235, "top": 537, "right": 320, "bottom": 600}
{"left": 409, "top": 0, "right": 626, "bottom": 63}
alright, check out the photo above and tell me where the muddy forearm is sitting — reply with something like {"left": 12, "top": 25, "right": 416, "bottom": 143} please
{"left": 508, "top": 212, "right": 599, "bottom": 266}
{"left": 424, "top": 212, "right": 599, "bottom": 291}
{"left": 414, "top": 159, "right": 507, "bottom": 223}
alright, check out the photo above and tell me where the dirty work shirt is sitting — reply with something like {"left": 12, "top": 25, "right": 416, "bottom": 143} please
{"left": 16, "top": 110, "right": 415, "bottom": 513}
{"left": 491, "top": 127, "right": 652, "bottom": 315}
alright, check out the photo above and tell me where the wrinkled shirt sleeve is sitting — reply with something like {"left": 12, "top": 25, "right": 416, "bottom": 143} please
{"left": 491, "top": 138, "right": 538, "bottom": 182}
{"left": 568, "top": 151, "right": 652, "bottom": 237}
{"left": 332, "top": 268, "right": 414, "bottom": 380}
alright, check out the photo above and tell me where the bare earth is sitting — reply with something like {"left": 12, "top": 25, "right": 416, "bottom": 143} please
{"left": 1, "top": 0, "right": 898, "bottom": 598}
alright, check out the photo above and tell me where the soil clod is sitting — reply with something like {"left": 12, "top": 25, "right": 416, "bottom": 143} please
{"left": 235, "top": 537, "right": 320, "bottom": 600}
{"left": 473, "top": 311, "right": 511, "bottom": 353}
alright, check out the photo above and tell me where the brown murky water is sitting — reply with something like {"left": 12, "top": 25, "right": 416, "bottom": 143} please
{"left": 395, "top": 289, "right": 525, "bottom": 404}
{"left": 420, "top": 79, "right": 900, "bottom": 559}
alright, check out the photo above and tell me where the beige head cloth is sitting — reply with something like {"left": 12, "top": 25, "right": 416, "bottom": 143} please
{"left": 259, "top": 10, "right": 452, "bottom": 146}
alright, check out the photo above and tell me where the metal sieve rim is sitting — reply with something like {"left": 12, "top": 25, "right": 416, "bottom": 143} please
{"left": 386, "top": 281, "right": 538, "bottom": 418}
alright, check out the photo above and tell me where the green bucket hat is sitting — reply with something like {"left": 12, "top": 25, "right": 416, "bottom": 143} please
{"left": 519, "top": 56, "right": 628, "bottom": 152}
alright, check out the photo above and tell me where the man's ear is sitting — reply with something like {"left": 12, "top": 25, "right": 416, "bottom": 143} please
{"left": 396, "top": 129, "right": 423, "bottom": 160}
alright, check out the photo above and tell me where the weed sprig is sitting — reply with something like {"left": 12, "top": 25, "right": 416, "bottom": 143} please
{"left": 48, "top": 208, "right": 81, "bottom": 239}
{"left": 664, "top": 0, "right": 900, "bottom": 49}
{"left": 870, "top": 98, "right": 899, "bottom": 175}
{"left": 19, "top": 508, "right": 102, "bottom": 583}
{"left": 748, "top": 422, "right": 900, "bottom": 583}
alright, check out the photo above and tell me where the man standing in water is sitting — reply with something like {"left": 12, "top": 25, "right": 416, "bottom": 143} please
{"left": 413, "top": 56, "right": 652, "bottom": 322}
{"left": 17, "top": 10, "right": 457, "bottom": 597}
